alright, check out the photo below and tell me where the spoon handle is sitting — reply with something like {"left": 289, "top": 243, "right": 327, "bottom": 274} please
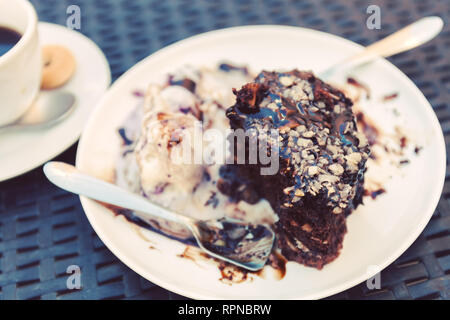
{"left": 320, "top": 16, "right": 443, "bottom": 78}
{"left": 43, "top": 161, "right": 182, "bottom": 223}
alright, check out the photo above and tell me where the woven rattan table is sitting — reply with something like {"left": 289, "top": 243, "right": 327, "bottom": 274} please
{"left": 0, "top": 0, "right": 449, "bottom": 300}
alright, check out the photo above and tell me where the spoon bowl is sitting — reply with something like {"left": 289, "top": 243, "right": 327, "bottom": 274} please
{"left": 0, "top": 91, "right": 76, "bottom": 131}
{"left": 191, "top": 218, "right": 275, "bottom": 271}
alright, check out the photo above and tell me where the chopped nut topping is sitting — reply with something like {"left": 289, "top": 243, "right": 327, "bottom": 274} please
{"left": 228, "top": 70, "right": 370, "bottom": 212}
{"left": 308, "top": 166, "right": 319, "bottom": 176}
{"left": 279, "top": 76, "right": 294, "bottom": 86}
{"left": 333, "top": 207, "right": 343, "bottom": 214}
{"left": 283, "top": 186, "right": 294, "bottom": 194}
{"left": 329, "top": 163, "right": 344, "bottom": 176}
{"left": 301, "top": 224, "right": 312, "bottom": 232}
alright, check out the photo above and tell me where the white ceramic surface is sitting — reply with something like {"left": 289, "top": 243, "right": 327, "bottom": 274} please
{"left": 0, "top": 0, "right": 41, "bottom": 126}
{"left": 76, "top": 25, "right": 446, "bottom": 299}
{"left": 0, "top": 22, "right": 110, "bottom": 182}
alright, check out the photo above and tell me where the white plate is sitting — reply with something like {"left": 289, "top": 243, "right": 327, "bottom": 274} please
{"left": 76, "top": 25, "right": 446, "bottom": 299}
{"left": 0, "top": 22, "right": 110, "bottom": 181}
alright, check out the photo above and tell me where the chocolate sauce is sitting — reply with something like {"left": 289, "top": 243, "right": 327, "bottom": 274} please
{"left": 347, "top": 77, "right": 371, "bottom": 99}
{"left": 356, "top": 111, "right": 379, "bottom": 146}
{"left": 168, "top": 75, "right": 196, "bottom": 93}
{"left": 400, "top": 136, "right": 407, "bottom": 149}
{"left": 198, "top": 219, "right": 272, "bottom": 259}
{"left": 382, "top": 92, "right": 398, "bottom": 102}
{"left": 118, "top": 127, "right": 134, "bottom": 146}
{"left": 219, "top": 63, "right": 249, "bottom": 75}
{"left": 365, "top": 188, "right": 386, "bottom": 199}
{"left": 178, "top": 245, "right": 286, "bottom": 284}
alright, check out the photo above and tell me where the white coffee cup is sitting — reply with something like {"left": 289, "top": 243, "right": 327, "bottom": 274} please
{"left": 0, "top": 0, "right": 41, "bottom": 126}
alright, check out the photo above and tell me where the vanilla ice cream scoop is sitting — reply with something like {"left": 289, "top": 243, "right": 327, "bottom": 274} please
{"left": 115, "top": 64, "right": 278, "bottom": 239}
{"left": 135, "top": 111, "right": 203, "bottom": 197}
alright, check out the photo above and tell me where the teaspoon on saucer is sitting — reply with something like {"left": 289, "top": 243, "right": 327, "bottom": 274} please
{"left": 0, "top": 91, "right": 76, "bottom": 132}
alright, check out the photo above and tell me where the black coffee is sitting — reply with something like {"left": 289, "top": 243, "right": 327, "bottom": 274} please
{"left": 0, "top": 26, "right": 22, "bottom": 56}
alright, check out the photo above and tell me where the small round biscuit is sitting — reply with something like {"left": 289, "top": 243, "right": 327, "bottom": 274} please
{"left": 41, "top": 45, "right": 76, "bottom": 90}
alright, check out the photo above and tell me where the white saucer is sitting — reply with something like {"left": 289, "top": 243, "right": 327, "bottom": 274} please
{"left": 0, "top": 22, "right": 110, "bottom": 182}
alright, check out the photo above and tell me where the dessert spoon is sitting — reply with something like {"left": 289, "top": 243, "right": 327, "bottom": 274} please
{"left": 0, "top": 92, "right": 76, "bottom": 132}
{"left": 319, "top": 16, "right": 443, "bottom": 79}
{"left": 43, "top": 161, "right": 275, "bottom": 271}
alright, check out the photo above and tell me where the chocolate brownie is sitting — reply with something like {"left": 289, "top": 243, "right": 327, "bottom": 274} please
{"left": 219, "top": 70, "right": 370, "bottom": 269}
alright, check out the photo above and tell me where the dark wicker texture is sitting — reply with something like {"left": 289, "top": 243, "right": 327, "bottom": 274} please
{"left": 0, "top": 0, "right": 449, "bottom": 300}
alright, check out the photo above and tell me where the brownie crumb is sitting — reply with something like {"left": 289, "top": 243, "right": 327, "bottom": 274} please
{"left": 232, "top": 83, "right": 268, "bottom": 114}
{"left": 365, "top": 188, "right": 386, "bottom": 199}
{"left": 347, "top": 77, "right": 371, "bottom": 99}
{"left": 399, "top": 159, "right": 410, "bottom": 165}
{"left": 400, "top": 136, "right": 407, "bottom": 149}
{"left": 382, "top": 92, "right": 398, "bottom": 102}
{"left": 118, "top": 127, "right": 134, "bottom": 146}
